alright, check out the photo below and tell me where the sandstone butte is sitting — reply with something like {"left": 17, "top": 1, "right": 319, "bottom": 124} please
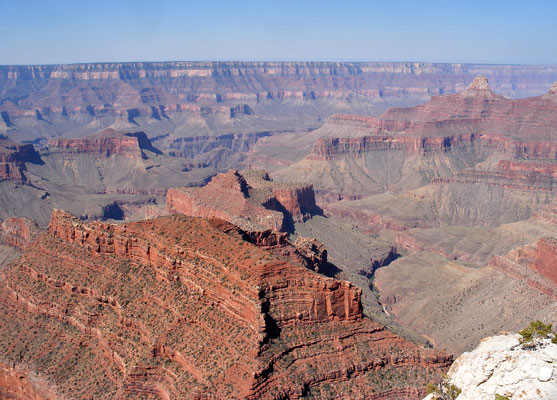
{"left": 0, "top": 139, "right": 41, "bottom": 182}
{"left": 0, "top": 209, "right": 451, "bottom": 399}
{"left": 167, "top": 169, "right": 322, "bottom": 232}
{"left": 46, "top": 128, "right": 150, "bottom": 159}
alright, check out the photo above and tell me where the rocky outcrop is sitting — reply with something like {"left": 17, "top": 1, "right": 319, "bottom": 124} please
{"left": 429, "top": 334, "right": 557, "bottom": 400}
{"left": 0, "top": 217, "right": 40, "bottom": 250}
{"left": 0, "top": 210, "right": 451, "bottom": 399}
{"left": 208, "top": 218, "right": 329, "bottom": 274}
{"left": 47, "top": 128, "right": 144, "bottom": 158}
{"left": 243, "top": 169, "right": 322, "bottom": 220}
{"left": 167, "top": 170, "right": 321, "bottom": 231}
{"left": 167, "top": 171, "right": 284, "bottom": 231}
{"left": 0, "top": 139, "right": 41, "bottom": 182}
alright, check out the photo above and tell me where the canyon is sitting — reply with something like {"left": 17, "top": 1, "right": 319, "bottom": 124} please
{"left": 0, "top": 128, "right": 214, "bottom": 225}
{"left": 2, "top": 62, "right": 557, "bottom": 171}
{"left": 0, "top": 61, "right": 555, "bottom": 398}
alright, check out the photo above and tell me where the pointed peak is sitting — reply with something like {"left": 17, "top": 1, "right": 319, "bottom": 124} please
{"left": 467, "top": 75, "right": 490, "bottom": 91}
{"left": 458, "top": 75, "right": 499, "bottom": 99}
{"left": 549, "top": 82, "right": 557, "bottom": 94}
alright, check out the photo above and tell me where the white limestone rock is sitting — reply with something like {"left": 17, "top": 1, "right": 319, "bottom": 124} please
{"left": 436, "top": 333, "right": 557, "bottom": 399}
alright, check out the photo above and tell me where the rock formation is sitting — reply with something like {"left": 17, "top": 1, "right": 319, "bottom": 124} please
{"left": 489, "top": 237, "right": 557, "bottom": 298}
{"left": 167, "top": 169, "right": 321, "bottom": 232}
{"left": 0, "top": 209, "right": 451, "bottom": 399}
{"left": 530, "top": 237, "right": 557, "bottom": 285}
{"left": 266, "top": 77, "right": 557, "bottom": 356}
{"left": 1, "top": 62, "right": 556, "bottom": 166}
{"left": 424, "top": 334, "right": 557, "bottom": 400}
{"left": 2, "top": 63, "right": 555, "bottom": 123}
{"left": 0, "top": 139, "right": 41, "bottom": 182}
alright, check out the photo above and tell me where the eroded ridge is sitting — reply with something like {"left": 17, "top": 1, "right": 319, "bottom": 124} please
{"left": 0, "top": 210, "right": 450, "bottom": 399}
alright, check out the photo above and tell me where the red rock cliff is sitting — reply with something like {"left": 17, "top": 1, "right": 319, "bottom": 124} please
{"left": 312, "top": 76, "right": 557, "bottom": 160}
{"left": 0, "top": 210, "right": 451, "bottom": 399}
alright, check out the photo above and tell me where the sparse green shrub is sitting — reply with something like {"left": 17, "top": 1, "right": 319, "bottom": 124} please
{"left": 494, "top": 394, "right": 511, "bottom": 400}
{"left": 425, "top": 376, "right": 461, "bottom": 400}
{"left": 518, "top": 320, "right": 556, "bottom": 348}
{"left": 425, "top": 383, "right": 438, "bottom": 394}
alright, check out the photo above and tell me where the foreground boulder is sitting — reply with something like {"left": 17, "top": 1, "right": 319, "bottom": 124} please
{"left": 424, "top": 333, "right": 556, "bottom": 400}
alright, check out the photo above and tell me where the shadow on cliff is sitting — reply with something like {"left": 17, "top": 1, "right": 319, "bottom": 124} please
{"left": 319, "top": 261, "right": 342, "bottom": 278}
{"left": 265, "top": 199, "right": 324, "bottom": 236}
{"left": 125, "top": 132, "right": 163, "bottom": 156}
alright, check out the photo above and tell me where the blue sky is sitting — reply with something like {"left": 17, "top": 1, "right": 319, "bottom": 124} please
{"left": 1, "top": 0, "right": 556, "bottom": 65}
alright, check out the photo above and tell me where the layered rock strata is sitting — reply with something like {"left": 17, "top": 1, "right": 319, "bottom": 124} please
{"left": 530, "top": 237, "right": 557, "bottom": 285}
{"left": 0, "top": 210, "right": 451, "bottom": 399}
{"left": 47, "top": 128, "right": 145, "bottom": 158}
{"left": 2, "top": 63, "right": 556, "bottom": 123}
{"left": 489, "top": 237, "right": 557, "bottom": 298}
{"left": 284, "top": 76, "right": 557, "bottom": 199}
{"left": 321, "top": 75, "right": 557, "bottom": 142}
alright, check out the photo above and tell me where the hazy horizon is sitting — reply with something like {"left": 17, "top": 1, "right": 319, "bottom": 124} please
{"left": 2, "top": 0, "right": 556, "bottom": 65}
{"left": 2, "top": 59, "right": 557, "bottom": 67}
